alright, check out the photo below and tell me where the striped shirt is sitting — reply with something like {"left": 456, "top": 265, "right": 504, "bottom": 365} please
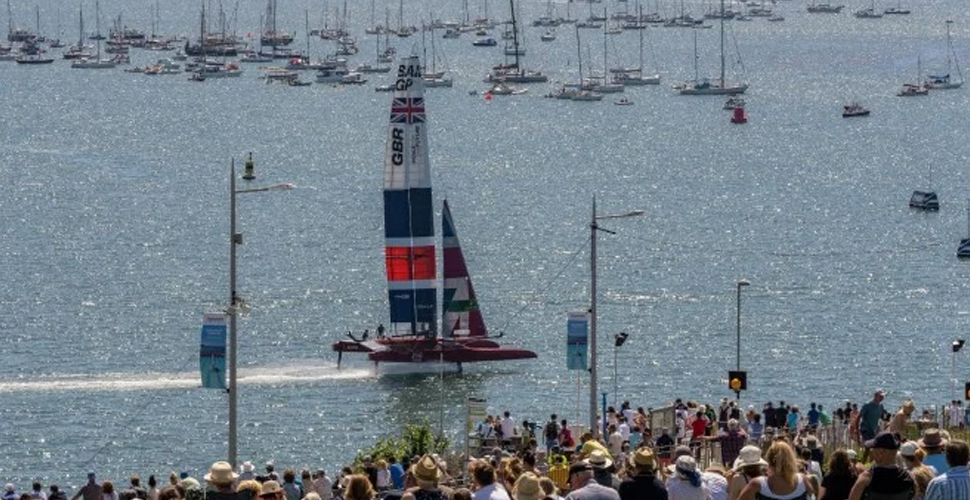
{"left": 925, "top": 466, "right": 970, "bottom": 500}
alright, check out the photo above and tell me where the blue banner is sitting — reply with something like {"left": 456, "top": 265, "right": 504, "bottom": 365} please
{"left": 567, "top": 312, "right": 588, "bottom": 371}
{"left": 200, "top": 313, "right": 228, "bottom": 390}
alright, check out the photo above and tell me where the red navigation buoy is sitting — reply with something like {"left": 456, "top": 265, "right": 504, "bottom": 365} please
{"left": 731, "top": 106, "right": 747, "bottom": 124}
{"left": 485, "top": 92, "right": 493, "bottom": 100}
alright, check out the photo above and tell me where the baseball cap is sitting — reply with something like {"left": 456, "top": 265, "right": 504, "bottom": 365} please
{"left": 865, "top": 431, "right": 900, "bottom": 450}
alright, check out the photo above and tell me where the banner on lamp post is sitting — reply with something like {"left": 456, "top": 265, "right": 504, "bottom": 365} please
{"left": 200, "top": 313, "right": 228, "bottom": 390}
{"left": 567, "top": 312, "right": 589, "bottom": 371}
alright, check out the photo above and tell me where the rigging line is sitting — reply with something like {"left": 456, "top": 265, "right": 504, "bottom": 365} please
{"left": 81, "top": 352, "right": 198, "bottom": 469}
{"left": 493, "top": 232, "right": 592, "bottom": 334}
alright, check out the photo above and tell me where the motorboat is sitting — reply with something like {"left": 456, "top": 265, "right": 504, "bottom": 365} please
{"left": 540, "top": 30, "right": 556, "bottom": 42}
{"left": 315, "top": 67, "right": 348, "bottom": 83}
{"left": 807, "top": 3, "right": 844, "bottom": 13}
{"left": 898, "top": 83, "right": 928, "bottom": 96}
{"left": 571, "top": 90, "right": 604, "bottom": 101}
{"left": 842, "top": 103, "right": 870, "bottom": 117}
{"left": 487, "top": 82, "right": 526, "bottom": 95}
{"left": 910, "top": 191, "right": 938, "bottom": 210}
{"left": 340, "top": 72, "right": 368, "bottom": 85}
{"left": 472, "top": 36, "right": 497, "bottom": 46}
{"left": 614, "top": 98, "right": 634, "bottom": 105}
{"left": 724, "top": 96, "right": 746, "bottom": 109}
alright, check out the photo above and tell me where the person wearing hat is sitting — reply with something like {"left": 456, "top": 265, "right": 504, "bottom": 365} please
{"left": 259, "top": 481, "right": 285, "bottom": 500}
{"left": 402, "top": 455, "right": 452, "bottom": 500}
{"left": 924, "top": 439, "right": 970, "bottom": 500}
{"left": 618, "top": 448, "right": 666, "bottom": 500}
{"left": 666, "top": 456, "right": 710, "bottom": 500}
{"left": 585, "top": 450, "right": 619, "bottom": 490}
{"left": 205, "top": 461, "right": 239, "bottom": 495}
{"left": 728, "top": 446, "right": 767, "bottom": 500}
{"left": 71, "top": 473, "right": 102, "bottom": 500}
{"left": 919, "top": 429, "right": 949, "bottom": 475}
{"left": 704, "top": 419, "right": 747, "bottom": 468}
{"left": 563, "top": 462, "right": 619, "bottom": 500}
{"left": 468, "top": 459, "right": 511, "bottom": 500}
{"left": 239, "top": 462, "right": 256, "bottom": 483}
{"left": 846, "top": 432, "right": 915, "bottom": 500}
{"left": 897, "top": 442, "right": 927, "bottom": 472}
{"left": 511, "top": 473, "right": 542, "bottom": 500}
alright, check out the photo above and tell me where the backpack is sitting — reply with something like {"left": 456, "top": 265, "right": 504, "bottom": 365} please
{"left": 544, "top": 421, "right": 558, "bottom": 440}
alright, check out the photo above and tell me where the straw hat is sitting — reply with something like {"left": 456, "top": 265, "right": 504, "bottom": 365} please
{"left": 585, "top": 450, "right": 613, "bottom": 469}
{"left": 630, "top": 448, "right": 657, "bottom": 469}
{"left": 411, "top": 455, "right": 442, "bottom": 483}
{"left": 259, "top": 481, "right": 283, "bottom": 497}
{"left": 512, "top": 472, "right": 543, "bottom": 500}
{"left": 732, "top": 446, "right": 768, "bottom": 471}
{"left": 204, "top": 461, "right": 238, "bottom": 484}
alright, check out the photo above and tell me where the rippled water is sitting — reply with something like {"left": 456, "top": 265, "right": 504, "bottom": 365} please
{"left": 3, "top": 0, "right": 970, "bottom": 488}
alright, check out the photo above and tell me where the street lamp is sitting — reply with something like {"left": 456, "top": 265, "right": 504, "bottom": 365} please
{"left": 590, "top": 196, "right": 644, "bottom": 437}
{"left": 228, "top": 158, "right": 293, "bottom": 467}
{"left": 613, "top": 332, "right": 629, "bottom": 407}
{"left": 952, "top": 339, "right": 965, "bottom": 403}
{"left": 736, "top": 279, "right": 750, "bottom": 372}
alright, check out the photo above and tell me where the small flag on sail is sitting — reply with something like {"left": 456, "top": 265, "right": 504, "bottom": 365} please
{"left": 567, "top": 312, "right": 589, "bottom": 371}
{"left": 200, "top": 313, "right": 228, "bottom": 389}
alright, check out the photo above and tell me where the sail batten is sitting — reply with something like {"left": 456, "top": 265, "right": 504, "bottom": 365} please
{"left": 383, "top": 57, "right": 436, "bottom": 336}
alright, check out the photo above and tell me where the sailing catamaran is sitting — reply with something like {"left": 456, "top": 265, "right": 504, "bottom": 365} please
{"left": 332, "top": 56, "right": 536, "bottom": 369}
{"left": 678, "top": 0, "right": 746, "bottom": 94}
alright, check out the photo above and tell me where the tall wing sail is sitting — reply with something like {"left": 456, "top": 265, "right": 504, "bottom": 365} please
{"left": 442, "top": 199, "right": 488, "bottom": 338}
{"left": 383, "top": 56, "right": 437, "bottom": 336}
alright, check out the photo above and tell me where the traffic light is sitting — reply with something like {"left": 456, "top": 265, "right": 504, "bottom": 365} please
{"left": 729, "top": 371, "right": 747, "bottom": 392}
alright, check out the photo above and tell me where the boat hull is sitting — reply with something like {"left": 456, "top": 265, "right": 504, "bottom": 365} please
{"left": 333, "top": 337, "right": 535, "bottom": 363}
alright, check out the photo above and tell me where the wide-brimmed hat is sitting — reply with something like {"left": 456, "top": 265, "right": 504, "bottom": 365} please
{"left": 259, "top": 481, "right": 283, "bottom": 497}
{"left": 919, "top": 429, "right": 946, "bottom": 449}
{"left": 411, "top": 455, "right": 442, "bottom": 483}
{"left": 630, "top": 448, "right": 656, "bottom": 469}
{"left": 241, "top": 461, "right": 255, "bottom": 473}
{"left": 205, "top": 461, "right": 238, "bottom": 484}
{"left": 733, "top": 445, "right": 768, "bottom": 471}
{"left": 585, "top": 450, "right": 613, "bottom": 469}
{"left": 512, "top": 472, "right": 542, "bottom": 500}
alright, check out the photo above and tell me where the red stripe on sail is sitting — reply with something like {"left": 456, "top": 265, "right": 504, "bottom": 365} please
{"left": 385, "top": 246, "right": 437, "bottom": 281}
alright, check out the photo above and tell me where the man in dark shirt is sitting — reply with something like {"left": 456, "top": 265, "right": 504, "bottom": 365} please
{"left": 362, "top": 456, "right": 379, "bottom": 489}
{"left": 619, "top": 448, "right": 667, "bottom": 500}
{"left": 848, "top": 431, "right": 915, "bottom": 500}
{"left": 763, "top": 403, "right": 775, "bottom": 429}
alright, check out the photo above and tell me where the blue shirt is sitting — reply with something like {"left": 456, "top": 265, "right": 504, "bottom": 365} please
{"left": 859, "top": 401, "right": 884, "bottom": 435}
{"left": 808, "top": 409, "right": 820, "bottom": 426}
{"left": 787, "top": 412, "right": 799, "bottom": 430}
{"left": 924, "top": 454, "right": 949, "bottom": 476}
{"left": 925, "top": 465, "right": 970, "bottom": 500}
{"left": 389, "top": 463, "right": 405, "bottom": 490}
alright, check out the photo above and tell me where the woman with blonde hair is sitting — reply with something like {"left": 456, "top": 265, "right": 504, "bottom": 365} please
{"left": 909, "top": 466, "right": 935, "bottom": 500}
{"left": 737, "top": 441, "right": 813, "bottom": 500}
{"left": 343, "top": 475, "right": 374, "bottom": 500}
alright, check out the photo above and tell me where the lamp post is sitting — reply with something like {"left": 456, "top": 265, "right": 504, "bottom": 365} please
{"left": 735, "top": 279, "right": 750, "bottom": 372}
{"left": 952, "top": 340, "right": 965, "bottom": 403}
{"left": 589, "top": 196, "right": 644, "bottom": 436}
{"left": 228, "top": 158, "right": 293, "bottom": 467}
{"left": 613, "top": 332, "right": 628, "bottom": 407}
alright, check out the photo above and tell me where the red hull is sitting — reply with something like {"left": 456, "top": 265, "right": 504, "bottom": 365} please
{"left": 332, "top": 337, "right": 536, "bottom": 364}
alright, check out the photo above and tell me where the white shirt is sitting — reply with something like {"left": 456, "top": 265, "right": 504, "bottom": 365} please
{"left": 618, "top": 422, "right": 631, "bottom": 441}
{"left": 623, "top": 409, "right": 635, "bottom": 423}
{"left": 500, "top": 416, "right": 515, "bottom": 439}
{"left": 472, "top": 483, "right": 512, "bottom": 500}
{"left": 609, "top": 431, "right": 624, "bottom": 455}
{"left": 704, "top": 472, "right": 728, "bottom": 500}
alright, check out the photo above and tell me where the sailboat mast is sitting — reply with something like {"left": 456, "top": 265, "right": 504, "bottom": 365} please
{"left": 508, "top": 0, "right": 519, "bottom": 70}
{"left": 575, "top": 23, "right": 583, "bottom": 82}
{"left": 305, "top": 9, "right": 309, "bottom": 61}
{"left": 638, "top": 4, "right": 644, "bottom": 73}
{"left": 95, "top": 0, "right": 101, "bottom": 59}
{"left": 602, "top": 8, "right": 607, "bottom": 82}
{"left": 720, "top": 0, "right": 725, "bottom": 87}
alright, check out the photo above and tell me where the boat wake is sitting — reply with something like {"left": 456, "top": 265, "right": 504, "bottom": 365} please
{"left": 0, "top": 362, "right": 371, "bottom": 393}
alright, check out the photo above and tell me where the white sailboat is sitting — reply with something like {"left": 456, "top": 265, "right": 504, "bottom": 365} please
{"left": 613, "top": 4, "right": 660, "bottom": 86}
{"left": 678, "top": 0, "right": 746, "bottom": 95}
{"left": 897, "top": 55, "right": 928, "bottom": 96}
{"left": 927, "top": 20, "right": 963, "bottom": 90}
{"left": 71, "top": 0, "right": 116, "bottom": 69}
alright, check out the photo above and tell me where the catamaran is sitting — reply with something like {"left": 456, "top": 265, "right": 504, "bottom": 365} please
{"left": 332, "top": 56, "right": 537, "bottom": 369}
